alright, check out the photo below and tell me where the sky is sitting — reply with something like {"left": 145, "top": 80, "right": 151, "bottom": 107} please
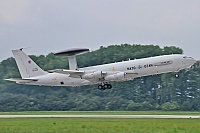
{"left": 0, "top": 0, "right": 200, "bottom": 61}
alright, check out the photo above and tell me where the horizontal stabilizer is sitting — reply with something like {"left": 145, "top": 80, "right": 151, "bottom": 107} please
{"left": 48, "top": 69, "right": 85, "bottom": 78}
{"left": 4, "top": 78, "right": 38, "bottom": 83}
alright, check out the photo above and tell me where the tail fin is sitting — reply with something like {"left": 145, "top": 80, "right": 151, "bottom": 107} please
{"left": 12, "top": 49, "right": 47, "bottom": 78}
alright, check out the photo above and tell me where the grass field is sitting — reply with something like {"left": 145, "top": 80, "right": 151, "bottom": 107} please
{"left": 0, "top": 117, "right": 200, "bottom": 133}
{"left": 0, "top": 111, "right": 200, "bottom": 133}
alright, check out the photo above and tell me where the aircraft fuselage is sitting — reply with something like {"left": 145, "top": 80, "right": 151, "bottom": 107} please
{"left": 21, "top": 54, "right": 196, "bottom": 87}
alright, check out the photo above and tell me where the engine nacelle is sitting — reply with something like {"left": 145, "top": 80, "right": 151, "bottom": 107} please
{"left": 104, "top": 72, "right": 125, "bottom": 81}
{"left": 82, "top": 71, "right": 103, "bottom": 79}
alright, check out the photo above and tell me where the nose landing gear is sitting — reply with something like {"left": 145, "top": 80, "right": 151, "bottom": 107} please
{"left": 98, "top": 83, "right": 112, "bottom": 90}
{"left": 175, "top": 74, "right": 179, "bottom": 78}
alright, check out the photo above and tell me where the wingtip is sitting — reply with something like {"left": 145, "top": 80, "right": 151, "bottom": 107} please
{"left": 4, "top": 78, "right": 14, "bottom": 82}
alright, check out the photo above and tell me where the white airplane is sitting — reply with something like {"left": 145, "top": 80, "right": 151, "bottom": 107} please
{"left": 5, "top": 48, "right": 196, "bottom": 90}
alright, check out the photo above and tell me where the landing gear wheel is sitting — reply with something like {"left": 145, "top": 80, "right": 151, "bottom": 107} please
{"left": 98, "top": 84, "right": 112, "bottom": 90}
{"left": 107, "top": 84, "right": 112, "bottom": 89}
{"left": 175, "top": 74, "right": 179, "bottom": 78}
{"left": 104, "top": 84, "right": 108, "bottom": 89}
{"left": 98, "top": 85, "right": 104, "bottom": 90}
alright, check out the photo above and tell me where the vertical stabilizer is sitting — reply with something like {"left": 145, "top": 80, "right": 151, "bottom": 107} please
{"left": 12, "top": 49, "right": 47, "bottom": 78}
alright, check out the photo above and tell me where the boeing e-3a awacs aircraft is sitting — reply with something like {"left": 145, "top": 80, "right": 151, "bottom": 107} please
{"left": 5, "top": 48, "right": 196, "bottom": 90}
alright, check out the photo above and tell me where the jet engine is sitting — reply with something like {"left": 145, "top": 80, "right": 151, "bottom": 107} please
{"left": 104, "top": 72, "right": 125, "bottom": 81}
{"left": 81, "top": 71, "right": 103, "bottom": 79}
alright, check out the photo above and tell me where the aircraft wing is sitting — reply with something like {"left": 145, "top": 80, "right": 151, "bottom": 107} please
{"left": 48, "top": 69, "right": 85, "bottom": 78}
{"left": 4, "top": 78, "right": 38, "bottom": 83}
{"left": 48, "top": 69, "right": 138, "bottom": 80}
{"left": 124, "top": 72, "right": 138, "bottom": 79}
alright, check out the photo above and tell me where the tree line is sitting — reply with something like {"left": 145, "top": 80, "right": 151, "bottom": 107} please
{"left": 0, "top": 44, "right": 199, "bottom": 111}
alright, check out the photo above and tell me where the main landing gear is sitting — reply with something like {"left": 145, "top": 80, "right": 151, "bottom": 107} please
{"left": 98, "top": 83, "right": 112, "bottom": 90}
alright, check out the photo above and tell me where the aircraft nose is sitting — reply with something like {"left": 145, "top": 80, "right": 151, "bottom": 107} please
{"left": 192, "top": 58, "right": 197, "bottom": 64}
{"left": 189, "top": 57, "right": 197, "bottom": 64}
{"left": 185, "top": 58, "right": 197, "bottom": 68}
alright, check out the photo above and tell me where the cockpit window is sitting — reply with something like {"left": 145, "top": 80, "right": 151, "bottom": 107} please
{"left": 183, "top": 56, "right": 194, "bottom": 59}
{"left": 183, "top": 56, "right": 187, "bottom": 58}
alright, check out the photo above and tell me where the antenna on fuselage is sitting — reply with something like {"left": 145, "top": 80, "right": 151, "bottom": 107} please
{"left": 54, "top": 48, "right": 89, "bottom": 70}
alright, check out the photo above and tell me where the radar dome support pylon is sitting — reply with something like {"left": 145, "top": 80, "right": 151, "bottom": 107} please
{"left": 54, "top": 48, "right": 89, "bottom": 70}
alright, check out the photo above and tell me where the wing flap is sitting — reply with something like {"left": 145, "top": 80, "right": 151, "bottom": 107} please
{"left": 125, "top": 72, "right": 138, "bottom": 75}
{"left": 48, "top": 69, "right": 84, "bottom": 78}
{"left": 124, "top": 72, "right": 138, "bottom": 79}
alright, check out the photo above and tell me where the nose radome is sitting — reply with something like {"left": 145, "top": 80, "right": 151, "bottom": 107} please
{"left": 189, "top": 58, "right": 197, "bottom": 64}
{"left": 193, "top": 59, "right": 197, "bottom": 64}
{"left": 188, "top": 58, "right": 197, "bottom": 67}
